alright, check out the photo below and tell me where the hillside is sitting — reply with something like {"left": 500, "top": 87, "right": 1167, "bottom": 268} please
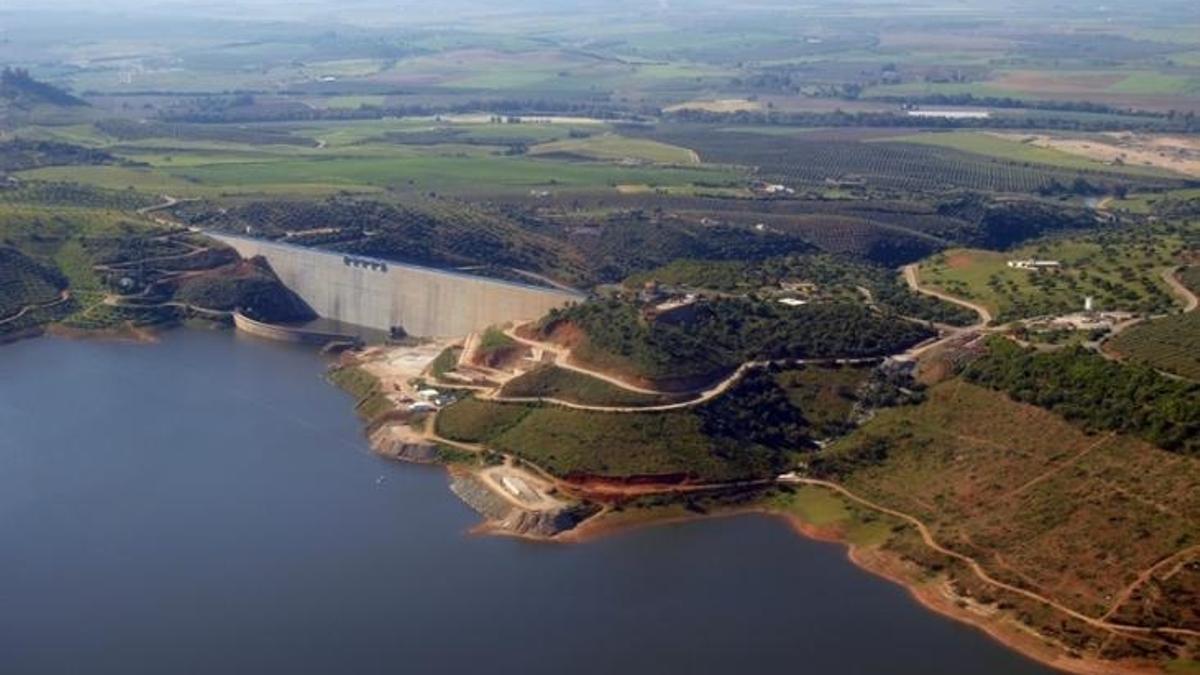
{"left": 813, "top": 381, "right": 1199, "bottom": 666}
{"left": 172, "top": 257, "right": 316, "bottom": 323}
{"left": 175, "top": 197, "right": 590, "bottom": 285}
{"left": 437, "top": 363, "right": 891, "bottom": 482}
{"left": 1107, "top": 312, "right": 1200, "bottom": 381}
{"left": 963, "top": 339, "right": 1200, "bottom": 454}
{"left": 625, "top": 254, "right": 979, "bottom": 326}
{"left": 0, "top": 247, "right": 66, "bottom": 319}
{"left": 0, "top": 140, "right": 120, "bottom": 173}
{"left": 535, "top": 298, "right": 933, "bottom": 386}
{"left": 0, "top": 68, "right": 85, "bottom": 109}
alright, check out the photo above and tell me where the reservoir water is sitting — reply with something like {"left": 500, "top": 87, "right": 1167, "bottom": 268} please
{"left": 0, "top": 330, "right": 1052, "bottom": 674}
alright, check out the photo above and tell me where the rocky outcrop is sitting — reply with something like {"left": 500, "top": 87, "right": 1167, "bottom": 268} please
{"left": 388, "top": 442, "right": 440, "bottom": 464}
{"left": 447, "top": 472, "right": 594, "bottom": 538}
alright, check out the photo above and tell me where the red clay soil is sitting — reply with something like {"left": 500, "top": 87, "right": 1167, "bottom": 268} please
{"left": 946, "top": 252, "right": 974, "bottom": 269}
{"left": 559, "top": 474, "right": 773, "bottom": 504}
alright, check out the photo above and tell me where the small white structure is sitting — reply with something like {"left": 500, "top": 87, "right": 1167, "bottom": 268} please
{"left": 417, "top": 388, "right": 440, "bottom": 401}
{"left": 753, "top": 182, "right": 795, "bottom": 195}
{"left": 906, "top": 110, "right": 991, "bottom": 119}
{"left": 655, "top": 294, "right": 697, "bottom": 313}
{"left": 1084, "top": 296, "right": 1095, "bottom": 312}
{"left": 1007, "top": 259, "right": 1062, "bottom": 270}
{"left": 407, "top": 401, "right": 437, "bottom": 413}
{"left": 777, "top": 297, "right": 808, "bottom": 307}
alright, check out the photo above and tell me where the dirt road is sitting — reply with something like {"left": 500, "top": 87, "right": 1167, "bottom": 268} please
{"left": 781, "top": 476, "right": 1200, "bottom": 642}
{"left": 902, "top": 263, "right": 993, "bottom": 327}
{"left": 500, "top": 323, "right": 889, "bottom": 412}
{"left": 0, "top": 290, "right": 71, "bottom": 326}
{"left": 1162, "top": 266, "right": 1198, "bottom": 313}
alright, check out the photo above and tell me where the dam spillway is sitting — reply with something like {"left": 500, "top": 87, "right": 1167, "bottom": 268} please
{"left": 209, "top": 233, "right": 584, "bottom": 337}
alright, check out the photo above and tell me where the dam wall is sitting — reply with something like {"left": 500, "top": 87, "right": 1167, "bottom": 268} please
{"left": 210, "top": 234, "right": 584, "bottom": 337}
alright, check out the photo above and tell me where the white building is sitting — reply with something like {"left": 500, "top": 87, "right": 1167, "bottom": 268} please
{"left": 906, "top": 110, "right": 991, "bottom": 119}
{"left": 1007, "top": 259, "right": 1062, "bottom": 270}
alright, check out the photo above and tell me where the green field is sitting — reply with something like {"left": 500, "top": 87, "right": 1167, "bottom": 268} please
{"left": 920, "top": 232, "right": 1186, "bottom": 321}
{"left": 892, "top": 131, "right": 1183, "bottom": 178}
{"left": 528, "top": 133, "right": 700, "bottom": 165}
{"left": 14, "top": 128, "right": 738, "bottom": 198}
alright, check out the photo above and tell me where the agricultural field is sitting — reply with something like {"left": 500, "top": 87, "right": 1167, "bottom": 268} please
{"left": 891, "top": 131, "right": 1189, "bottom": 178}
{"left": 527, "top": 134, "right": 699, "bottom": 165}
{"left": 1106, "top": 312, "right": 1200, "bottom": 380}
{"left": 637, "top": 127, "right": 1187, "bottom": 195}
{"left": 7, "top": 120, "right": 739, "bottom": 198}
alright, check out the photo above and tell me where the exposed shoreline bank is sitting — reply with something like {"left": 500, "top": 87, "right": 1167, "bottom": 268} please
{"left": 565, "top": 504, "right": 1159, "bottom": 675}
{"left": 367, "top": 415, "right": 1162, "bottom": 675}
{"left": 1, "top": 325, "right": 1177, "bottom": 674}
{"left": 337, "top": 332, "right": 1185, "bottom": 675}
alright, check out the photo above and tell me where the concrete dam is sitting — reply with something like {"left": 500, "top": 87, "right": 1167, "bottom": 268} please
{"left": 210, "top": 234, "right": 585, "bottom": 337}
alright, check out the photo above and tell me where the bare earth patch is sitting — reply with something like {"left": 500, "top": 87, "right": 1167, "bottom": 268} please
{"left": 990, "top": 132, "right": 1200, "bottom": 178}
{"left": 946, "top": 252, "right": 975, "bottom": 269}
{"left": 663, "top": 98, "right": 762, "bottom": 113}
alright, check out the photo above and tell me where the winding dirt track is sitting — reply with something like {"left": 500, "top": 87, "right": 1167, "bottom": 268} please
{"left": 783, "top": 477, "right": 1200, "bottom": 643}
{"left": 502, "top": 324, "right": 666, "bottom": 395}
{"left": 0, "top": 290, "right": 71, "bottom": 326}
{"left": 1100, "top": 545, "right": 1200, "bottom": 622}
{"left": 498, "top": 322, "right": 890, "bottom": 413}
{"left": 481, "top": 356, "right": 881, "bottom": 413}
{"left": 903, "top": 263, "right": 993, "bottom": 327}
{"left": 1161, "top": 266, "right": 1198, "bottom": 313}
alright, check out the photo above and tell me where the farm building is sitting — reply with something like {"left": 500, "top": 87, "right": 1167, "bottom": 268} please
{"left": 1007, "top": 259, "right": 1062, "bottom": 270}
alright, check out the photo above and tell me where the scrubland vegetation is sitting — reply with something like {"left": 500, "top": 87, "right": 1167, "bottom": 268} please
{"left": 3, "top": 1, "right": 1200, "bottom": 668}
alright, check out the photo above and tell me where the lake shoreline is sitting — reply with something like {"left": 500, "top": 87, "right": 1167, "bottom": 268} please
{"left": 2, "top": 326, "right": 1156, "bottom": 674}
{"left": 558, "top": 504, "right": 1159, "bottom": 675}
{"left": 350, "top": 354, "right": 1161, "bottom": 675}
